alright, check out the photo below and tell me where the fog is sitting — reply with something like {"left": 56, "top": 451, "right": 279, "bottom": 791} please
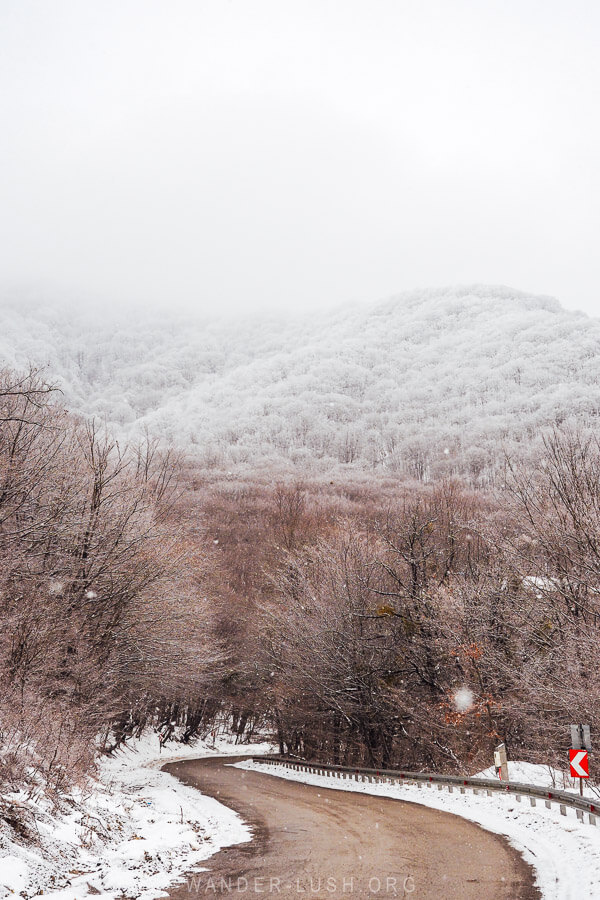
{"left": 1, "top": 0, "right": 599, "bottom": 316}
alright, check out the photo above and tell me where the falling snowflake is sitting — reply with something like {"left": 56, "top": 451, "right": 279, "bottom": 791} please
{"left": 452, "top": 686, "right": 474, "bottom": 712}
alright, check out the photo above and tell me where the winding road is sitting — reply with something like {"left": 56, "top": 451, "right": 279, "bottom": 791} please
{"left": 164, "top": 756, "right": 540, "bottom": 900}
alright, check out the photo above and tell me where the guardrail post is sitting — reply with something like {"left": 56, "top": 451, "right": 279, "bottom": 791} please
{"left": 545, "top": 800, "right": 552, "bottom": 809}
{"left": 560, "top": 804, "right": 567, "bottom": 816}
{"left": 529, "top": 797, "right": 536, "bottom": 807}
{"left": 576, "top": 809, "right": 584, "bottom": 822}
{"left": 589, "top": 813, "right": 596, "bottom": 826}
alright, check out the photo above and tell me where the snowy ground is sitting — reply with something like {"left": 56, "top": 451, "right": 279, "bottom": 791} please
{"left": 235, "top": 759, "right": 600, "bottom": 900}
{"left": 477, "top": 759, "right": 600, "bottom": 800}
{"left": 0, "top": 732, "right": 273, "bottom": 900}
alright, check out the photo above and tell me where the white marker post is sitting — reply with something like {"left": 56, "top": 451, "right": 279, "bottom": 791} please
{"left": 494, "top": 743, "right": 509, "bottom": 782}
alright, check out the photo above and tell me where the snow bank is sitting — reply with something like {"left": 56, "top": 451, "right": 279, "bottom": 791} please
{"left": 235, "top": 759, "right": 600, "bottom": 900}
{"left": 0, "top": 732, "right": 273, "bottom": 900}
{"left": 475, "top": 760, "right": 600, "bottom": 799}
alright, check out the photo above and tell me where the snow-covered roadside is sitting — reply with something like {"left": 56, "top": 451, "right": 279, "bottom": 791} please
{"left": 0, "top": 733, "right": 273, "bottom": 900}
{"left": 477, "top": 760, "right": 600, "bottom": 800}
{"left": 235, "top": 759, "right": 600, "bottom": 900}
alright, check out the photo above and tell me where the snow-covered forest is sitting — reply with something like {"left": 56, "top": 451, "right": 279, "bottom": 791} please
{"left": 2, "top": 285, "right": 599, "bottom": 483}
{"left": 3, "top": 359, "right": 600, "bottom": 788}
{"left": 3, "top": 279, "right": 600, "bottom": 779}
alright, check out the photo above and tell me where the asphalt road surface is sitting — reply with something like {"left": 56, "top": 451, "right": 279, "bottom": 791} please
{"left": 164, "top": 756, "right": 540, "bottom": 900}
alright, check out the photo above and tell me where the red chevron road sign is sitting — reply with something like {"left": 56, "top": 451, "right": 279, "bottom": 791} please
{"left": 570, "top": 748, "right": 590, "bottom": 778}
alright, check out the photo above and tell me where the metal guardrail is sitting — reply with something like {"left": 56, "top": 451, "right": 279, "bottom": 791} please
{"left": 252, "top": 755, "right": 598, "bottom": 826}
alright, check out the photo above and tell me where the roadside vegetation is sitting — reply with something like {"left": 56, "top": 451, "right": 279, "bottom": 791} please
{"left": 0, "top": 368, "right": 224, "bottom": 805}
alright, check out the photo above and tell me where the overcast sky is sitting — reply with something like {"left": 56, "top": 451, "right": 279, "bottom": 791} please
{"left": 1, "top": 0, "right": 599, "bottom": 317}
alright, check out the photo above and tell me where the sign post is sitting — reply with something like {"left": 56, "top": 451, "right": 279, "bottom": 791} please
{"left": 569, "top": 724, "right": 592, "bottom": 796}
{"left": 494, "top": 742, "right": 509, "bottom": 782}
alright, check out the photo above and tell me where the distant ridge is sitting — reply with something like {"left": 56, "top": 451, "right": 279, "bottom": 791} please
{"left": 1, "top": 285, "right": 599, "bottom": 484}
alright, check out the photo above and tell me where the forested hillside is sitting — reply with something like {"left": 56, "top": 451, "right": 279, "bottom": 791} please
{"left": 3, "top": 349, "right": 600, "bottom": 818}
{"left": 1, "top": 285, "right": 599, "bottom": 483}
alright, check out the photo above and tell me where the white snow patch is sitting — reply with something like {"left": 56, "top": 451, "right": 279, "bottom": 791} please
{"left": 0, "top": 732, "right": 273, "bottom": 900}
{"left": 476, "top": 760, "right": 600, "bottom": 800}
{"left": 235, "top": 759, "right": 600, "bottom": 900}
{"left": 1, "top": 857, "right": 29, "bottom": 892}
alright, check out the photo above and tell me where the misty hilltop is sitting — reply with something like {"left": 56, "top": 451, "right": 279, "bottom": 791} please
{"left": 1, "top": 284, "right": 599, "bottom": 483}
